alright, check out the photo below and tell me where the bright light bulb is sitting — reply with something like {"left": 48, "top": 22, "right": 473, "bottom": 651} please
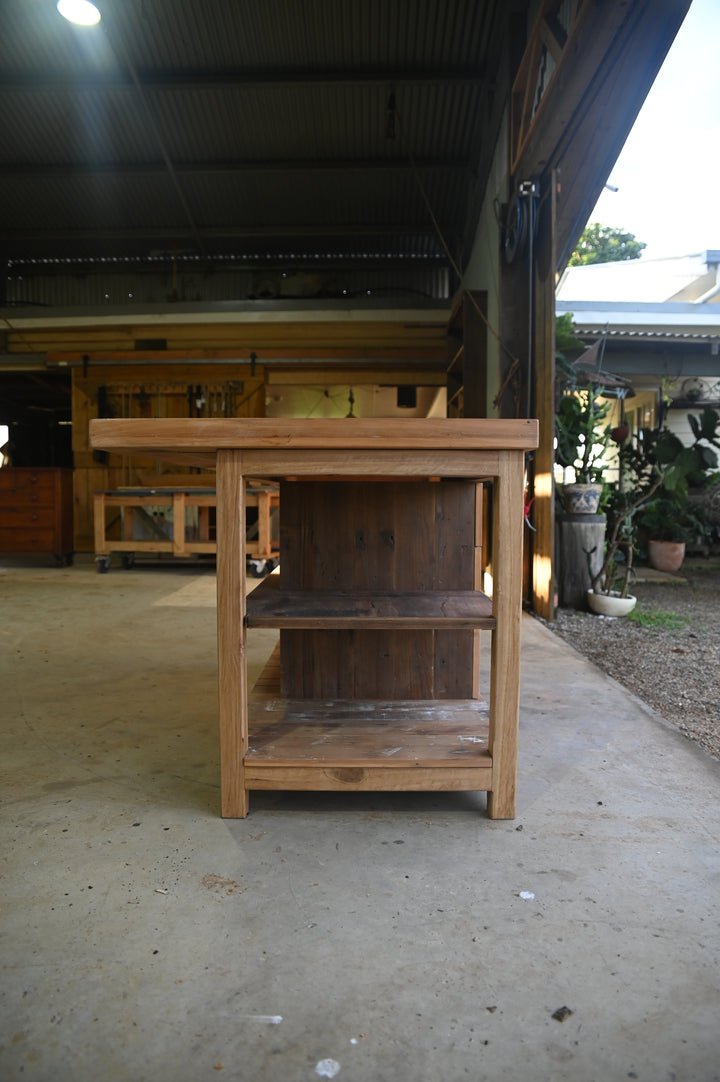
{"left": 57, "top": 0, "right": 101, "bottom": 26}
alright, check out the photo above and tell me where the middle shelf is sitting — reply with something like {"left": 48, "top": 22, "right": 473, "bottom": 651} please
{"left": 246, "top": 573, "right": 495, "bottom": 629}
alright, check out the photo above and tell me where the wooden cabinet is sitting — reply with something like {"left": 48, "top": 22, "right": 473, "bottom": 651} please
{"left": 89, "top": 417, "right": 538, "bottom": 820}
{"left": 267, "top": 479, "right": 483, "bottom": 699}
{"left": 0, "top": 467, "right": 73, "bottom": 563}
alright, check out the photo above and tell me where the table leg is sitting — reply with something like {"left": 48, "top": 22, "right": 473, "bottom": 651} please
{"left": 121, "top": 504, "right": 135, "bottom": 543}
{"left": 198, "top": 505, "right": 210, "bottom": 542}
{"left": 216, "top": 451, "right": 249, "bottom": 817}
{"left": 472, "top": 481, "right": 484, "bottom": 700}
{"left": 257, "top": 490, "right": 271, "bottom": 558}
{"left": 487, "top": 451, "right": 524, "bottom": 819}
{"left": 93, "top": 492, "right": 107, "bottom": 554}
{"left": 172, "top": 492, "right": 186, "bottom": 557}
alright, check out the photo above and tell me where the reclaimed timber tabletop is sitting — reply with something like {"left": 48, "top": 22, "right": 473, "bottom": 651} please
{"left": 90, "top": 417, "right": 539, "bottom": 457}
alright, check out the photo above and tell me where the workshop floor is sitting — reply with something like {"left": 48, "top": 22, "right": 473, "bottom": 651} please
{"left": 1, "top": 557, "right": 718, "bottom": 1082}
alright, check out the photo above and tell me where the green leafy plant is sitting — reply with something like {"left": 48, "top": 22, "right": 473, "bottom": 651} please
{"left": 638, "top": 407, "right": 720, "bottom": 543}
{"left": 555, "top": 385, "right": 613, "bottom": 484}
{"left": 554, "top": 315, "right": 616, "bottom": 488}
{"left": 639, "top": 496, "right": 709, "bottom": 545}
{"left": 591, "top": 408, "right": 720, "bottom": 596}
{"left": 589, "top": 430, "right": 665, "bottom": 597}
{"left": 555, "top": 312, "right": 584, "bottom": 362}
{"left": 653, "top": 407, "right": 720, "bottom": 503}
{"left": 590, "top": 479, "right": 663, "bottom": 597}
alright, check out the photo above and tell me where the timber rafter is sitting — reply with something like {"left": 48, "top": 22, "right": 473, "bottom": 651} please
{"left": 510, "top": 0, "right": 584, "bottom": 177}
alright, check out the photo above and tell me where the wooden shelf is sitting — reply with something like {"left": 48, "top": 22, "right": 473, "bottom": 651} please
{"left": 245, "top": 652, "right": 492, "bottom": 790}
{"left": 247, "top": 698, "right": 491, "bottom": 765}
{"left": 246, "top": 574, "right": 495, "bottom": 629}
{"left": 670, "top": 398, "right": 720, "bottom": 410}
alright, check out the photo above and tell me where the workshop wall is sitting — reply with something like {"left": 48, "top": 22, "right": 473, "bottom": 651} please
{"left": 71, "top": 362, "right": 265, "bottom": 550}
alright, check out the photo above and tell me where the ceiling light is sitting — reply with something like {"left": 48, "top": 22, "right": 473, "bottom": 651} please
{"left": 57, "top": 0, "right": 101, "bottom": 26}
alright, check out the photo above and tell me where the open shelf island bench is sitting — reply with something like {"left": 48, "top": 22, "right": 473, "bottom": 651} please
{"left": 90, "top": 418, "right": 539, "bottom": 819}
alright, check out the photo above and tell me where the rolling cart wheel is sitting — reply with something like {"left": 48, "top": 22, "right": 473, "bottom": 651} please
{"left": 96, "top": 556, "right": 111, "bottom": 574}
{"left": 121, "top": 553, "right": 136, "bottom": 570}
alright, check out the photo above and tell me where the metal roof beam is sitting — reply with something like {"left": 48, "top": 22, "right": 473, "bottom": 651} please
{"left": 0, "top": 68, "right": 486, "bottom": 93}
{"left": 0, "top": 159, "right": 470, "bottom": 180}
{"left": 3, "top": 225, "right": 446, "bottom": 244}
{"left": 3, "top": 234, "right": 455, "bottom": 265}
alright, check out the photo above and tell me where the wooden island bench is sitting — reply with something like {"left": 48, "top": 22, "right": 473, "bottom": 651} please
{"left": 90, "top": 417, "right": 538, "bottom": 819}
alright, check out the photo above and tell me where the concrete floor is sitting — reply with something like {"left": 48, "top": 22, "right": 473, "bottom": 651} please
{"left": 1, "top": 557, "right": 719, "bottom": 1082}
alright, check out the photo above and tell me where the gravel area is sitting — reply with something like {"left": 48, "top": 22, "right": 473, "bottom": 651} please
{"left": 537, "top": 558, "right": 720, "bottom": 761}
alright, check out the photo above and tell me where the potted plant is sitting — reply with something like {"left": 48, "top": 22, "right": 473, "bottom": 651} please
{"left": 555, "top": 383, "right": 613, "bottom": 513}
{"left": 587, "top": 472, "right": 663, "bottom": 616}
{"left": 588, "top": 407, "right": 720, "bottom": 612}
{"left": 554, "top": 320, "right": 627, "bottom": 607}
{"left": 639, "top": 497, "right": 699, "bottom": 572}
{"left": 640, "top": 407, "right": 720, "bottom": 571}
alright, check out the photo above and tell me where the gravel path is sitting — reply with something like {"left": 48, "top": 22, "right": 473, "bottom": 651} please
{"left": 537, "top": 558, "right": 720, "bottom": 761}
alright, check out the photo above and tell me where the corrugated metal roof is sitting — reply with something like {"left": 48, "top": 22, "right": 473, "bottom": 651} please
{"left": 0, "top": 0, "right": 511, "bottom": 298}
{"left": 4, "top": 265, "right": 451, "bottom": 307}
{"left": 557, "top": 254, "right": 720, "bottom": 305}
{"left": 577, "top": 328, "right": 720, "bottom": 343}
{"left": 100, "top": 0, "right": 494, "bottom": 72}
{"left": 557, "top": 300, "right": 720, "bottom": 329}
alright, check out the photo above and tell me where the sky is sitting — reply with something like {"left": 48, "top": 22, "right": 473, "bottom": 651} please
{"left": 588, "top": 0, "right": 720, "bottom": 260}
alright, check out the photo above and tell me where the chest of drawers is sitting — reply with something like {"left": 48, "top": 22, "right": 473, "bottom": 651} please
{"left": 0, "top": 468, "right": 74, "bottom": 563}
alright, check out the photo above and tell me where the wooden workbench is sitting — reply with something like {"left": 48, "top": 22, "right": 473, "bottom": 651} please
{"left": 89, "top": 418, "right": 538, "bottom": 819}
{"left": 92, "top": 483, "right": 278, "bottom": 570}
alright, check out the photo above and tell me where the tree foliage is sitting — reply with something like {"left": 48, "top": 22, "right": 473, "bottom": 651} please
{"left": 555, "top": 312, "right": 583, "bottom": 358}
{"left": 569, "top": 223, "right": 646, "bottom": 266}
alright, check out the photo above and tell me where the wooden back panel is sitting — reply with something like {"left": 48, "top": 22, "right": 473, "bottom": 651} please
{"left": 279, "top": 480, "right": 477, "bottom": 699}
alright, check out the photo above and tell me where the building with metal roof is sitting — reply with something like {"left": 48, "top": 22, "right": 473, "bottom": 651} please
{"left": 557, "top": 250, "right": 720, "bottom": 390}
{"left": 0, "top": 0, "right": 695, "bottom": 616}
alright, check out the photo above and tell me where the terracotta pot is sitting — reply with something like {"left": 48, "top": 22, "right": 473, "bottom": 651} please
{"left": 587, "top": 590, "right": 637, "bottom": 617}
{"left": 562, "top": 483, "right": 603, "bottom": 515}
{"left": 648, "top": 540, "right": 685, "bottom": 573}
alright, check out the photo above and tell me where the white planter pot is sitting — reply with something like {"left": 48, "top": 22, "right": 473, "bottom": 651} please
{"left": 587, "top": 589, "right": 637, "bottom": 617}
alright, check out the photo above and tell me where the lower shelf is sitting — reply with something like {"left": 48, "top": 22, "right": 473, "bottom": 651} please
{"left": 245, "top": 647, "right": 492, "bottom": 792}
